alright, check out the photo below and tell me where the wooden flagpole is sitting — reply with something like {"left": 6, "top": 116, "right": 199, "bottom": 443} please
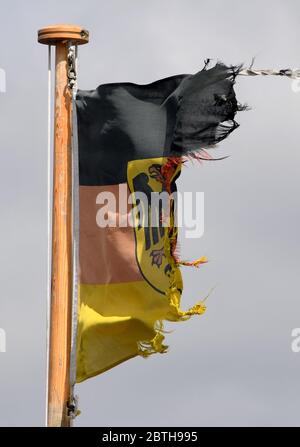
{"left": 38, "top": 24, "right": 89, "bottom": 427}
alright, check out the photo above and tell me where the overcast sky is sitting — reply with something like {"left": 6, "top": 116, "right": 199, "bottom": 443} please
{"left": 0, "top": 0, "right": 300, "bottom": 427}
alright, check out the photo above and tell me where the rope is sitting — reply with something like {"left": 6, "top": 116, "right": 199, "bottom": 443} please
{"left": 45, "top": 44, "right": 52, "bottom": 427}
{"left": 238, "top": 67, "right": 300, "bottom": 79}
{"left": 69, "top": 43, "right": 80, "bottom": 425}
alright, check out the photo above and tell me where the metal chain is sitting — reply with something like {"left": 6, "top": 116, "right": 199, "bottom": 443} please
{"left": 67, "top": 44, "right": 77, "bottom": 90}
{"left": 67, "top": 394, "right": 81, "bottom": 420}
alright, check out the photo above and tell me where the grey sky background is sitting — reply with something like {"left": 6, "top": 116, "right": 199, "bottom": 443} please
{"left": 0, "top": 0, "right": 300, "bottom": 427}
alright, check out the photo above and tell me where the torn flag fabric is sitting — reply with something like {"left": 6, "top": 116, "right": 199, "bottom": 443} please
{"left": 75, "top": 62, "right": 241, "bottom": 382}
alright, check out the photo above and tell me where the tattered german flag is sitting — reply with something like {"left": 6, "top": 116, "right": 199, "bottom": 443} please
{"left": 75, "top": 62, "right": 242, "bottom": 382}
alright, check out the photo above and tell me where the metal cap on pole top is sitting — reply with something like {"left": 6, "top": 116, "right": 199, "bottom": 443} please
{"left": 38, "top": 24, "right": 88, "bottom": 428}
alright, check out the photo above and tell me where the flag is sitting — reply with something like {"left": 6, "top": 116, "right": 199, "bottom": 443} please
{"left": 75, "top": 62, "right": 241, "bottom": 382}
